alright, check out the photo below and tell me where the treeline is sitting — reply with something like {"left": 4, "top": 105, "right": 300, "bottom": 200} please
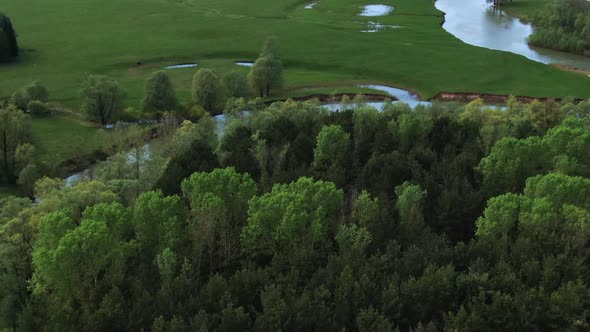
{"left": 2, "top": 94, "right": 590, "bottom": 331}
{"left": 528, "top": 0, "right": 590, "bottom": 56}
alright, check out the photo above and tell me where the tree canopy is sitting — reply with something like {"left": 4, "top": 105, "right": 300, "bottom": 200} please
{"left": 2, "top": 96, "right": 590, "bottom": 331}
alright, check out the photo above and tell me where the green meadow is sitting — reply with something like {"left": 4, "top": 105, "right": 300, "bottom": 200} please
{"left": 2, "top": 0, "right": 589, "bottom": 111}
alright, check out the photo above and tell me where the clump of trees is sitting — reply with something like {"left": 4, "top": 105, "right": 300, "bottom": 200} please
{"left": 0, "top": 13, "right": 18, "bottom": 61}
{"left": 11, "top": 81, "right": 49, "bottom": 111}
{"left": 528, "top": 0, "right": 590, "bottom": 55}
{"left": 249, "top": 37, "right": 283, "bottom": 97}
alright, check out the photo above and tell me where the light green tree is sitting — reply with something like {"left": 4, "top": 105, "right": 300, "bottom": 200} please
{"left": 80, "top": 75, "right": 126, "bottom": 125}
{"left": 241, "top": 176, "right": 343, "bottom": 258}
{"left": 192, "top": 68, "right": 221, "bottom": 112}
{"left": 313, "top": 125, "right": 351, "bottom": 186}
{"left": 182, "top": 167, "right": 257, "bottom": 269}
{"left": 0, "top": 106, "right": 31, "bottom": 184}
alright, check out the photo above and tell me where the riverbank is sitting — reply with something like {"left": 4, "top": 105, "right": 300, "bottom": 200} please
{"left": 431, "top": 92, "right": 583, "bottom": 104}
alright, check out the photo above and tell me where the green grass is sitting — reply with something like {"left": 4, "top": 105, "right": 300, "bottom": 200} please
{"left": 1, "top": 0, "right": 589, "bottom": 113}
{"left": 30, "top": 115, "right": 107, "bottom": 167}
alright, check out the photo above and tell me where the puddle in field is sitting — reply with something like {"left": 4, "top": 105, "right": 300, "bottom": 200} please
{"left": 305, "top": 2, "right": 317, "bottom": 9}
{"left": 164, "top": 63, "right": 198, "bottom": 69}
{"left": 361, "top": 21, "right": 401, "bottom": 32}
{"left": 360, "top": 5, "right": 394, "bottom": 16}
{"left": 235, "top": 61, "right": 254, "bottom": 67}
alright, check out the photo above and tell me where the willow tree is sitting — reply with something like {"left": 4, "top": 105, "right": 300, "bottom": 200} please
{"left": 80, "top": 75, "right": 125, "bottom": 125}
{"left": 248, "top": 37, "right": 283, "bottom": 97}
{"left": 0, "top": 106, "right": 31, "bottom": 183}
{"left": 0, "top": 13, "right": 18, "bottom": 61}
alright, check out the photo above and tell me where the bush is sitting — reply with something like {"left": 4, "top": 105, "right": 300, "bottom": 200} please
{"left": 11, "top": 81, "right": 49, "bottom": 110}
{"left": 27, "top": 100, "right": 52, "bottom": 116}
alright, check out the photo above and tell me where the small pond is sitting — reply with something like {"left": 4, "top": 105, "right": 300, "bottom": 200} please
{"left": 360, "top": 5, "right": 394, "bottom": 17}
{"left": 235, "top": 62, "right": 254, "bottom": 67}
{"left": 164, "top": 63, "right": 198, "bottom": 69}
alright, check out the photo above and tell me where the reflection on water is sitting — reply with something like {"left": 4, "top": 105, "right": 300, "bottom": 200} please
{"left": 235, "top": 62, "right": 253, "bottom": 67}
{"left": 164, "top": 63, "right": 198, "bottom": 69}
{"left": 360, "top": 5, "right": 394, "bottom": 16}
{"left": 435, "top": 0, "right": 590, "bottom": 71}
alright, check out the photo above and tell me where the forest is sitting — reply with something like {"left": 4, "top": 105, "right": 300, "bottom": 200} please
{"left": 2, "top": 0, "right": 590, "bottom": 330}
{"left": 2, "top": 91, "right": 590, "bottom": 330}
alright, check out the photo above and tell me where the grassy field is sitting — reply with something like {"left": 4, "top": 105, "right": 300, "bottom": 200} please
{"left": 30, "top": 115, "right": 107, "bottom": 167}
{"left": 1, "top": 0, "right": 589, "bottom": 112}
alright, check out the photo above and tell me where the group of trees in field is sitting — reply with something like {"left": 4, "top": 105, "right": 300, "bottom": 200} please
{"left": 2, "top": 92, "right": 590, "bottom": 331}
{"left": 0, "top": 36, "right": 283, "bottom": 198}
{"left": 528, "top": 0, "right": 590, "bottom": 55}
{"left": 0, "top": 13, "right": 18, "bottom": 61}
{"left": 80, "top": 37, "right": 283, "bottom": 125}
{"left": 0, "top": 81, "right": 52, "bottom": 193}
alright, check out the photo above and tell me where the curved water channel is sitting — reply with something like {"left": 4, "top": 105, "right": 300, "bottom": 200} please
{"left": 435, "top": 0, "right": 590, "bottom": 71}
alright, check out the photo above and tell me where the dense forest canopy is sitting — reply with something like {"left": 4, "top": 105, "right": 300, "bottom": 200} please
{"left": 0, "top": 12, "right": 18, "bottom": 61}
{"left": 528, "top": 0, "right": 590, "bottom": 55}
{"left": 2, "top": 93, "right": 590, "bottom": 331}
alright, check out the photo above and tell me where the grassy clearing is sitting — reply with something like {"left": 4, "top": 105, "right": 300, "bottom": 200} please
{"left": 30, "top": 115, "right": 108, "bottom": 167}
{"left": 0, "top": 0, "right": 589, "bottom": 113}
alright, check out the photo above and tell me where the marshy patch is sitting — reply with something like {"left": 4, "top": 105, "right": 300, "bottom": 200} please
{"left": 359, "top": 5, "right": 394, "bottom": 17}
{"left": 361, "top": 21, "right": 401, "bottom": 32}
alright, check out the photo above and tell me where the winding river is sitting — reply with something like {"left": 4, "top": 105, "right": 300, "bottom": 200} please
{"left": 435, "top": 0, "right": 590, "bottom": 71}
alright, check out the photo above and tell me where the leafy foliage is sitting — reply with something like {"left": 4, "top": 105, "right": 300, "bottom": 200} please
{"left": 2, "top": 97, "right": 590, "bottom": 331}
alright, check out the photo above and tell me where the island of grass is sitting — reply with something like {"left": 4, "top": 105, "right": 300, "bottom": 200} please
{"left": 1, "top": 0, "right": 589, "bottom": 112}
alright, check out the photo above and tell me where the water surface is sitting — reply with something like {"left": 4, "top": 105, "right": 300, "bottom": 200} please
{"left": 235, "top": 62, "right": 253, "bottom": 67}
{"left": 360, "top": 5, "right": 394, "bottom": 16}
{"left": 361, "top": 22, "right": 401, "bottom": 32}
{"left": 164, "top": 63, "right": 198, "bottom": 69}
